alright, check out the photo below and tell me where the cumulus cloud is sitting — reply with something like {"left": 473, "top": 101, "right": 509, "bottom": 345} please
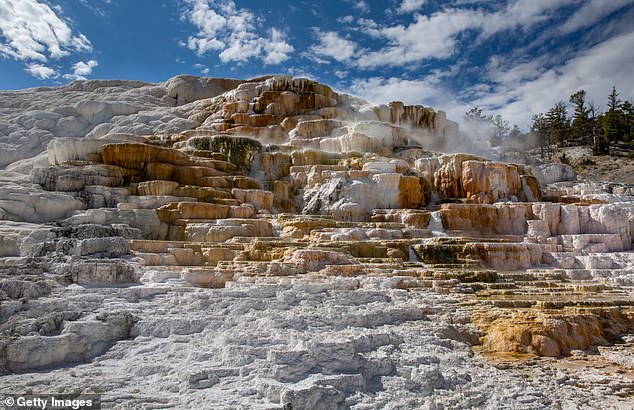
{"left": 63, "top": 59, "right": 98, "bottom": 80}
{"left": 353, "top": 1, "right": 370, "bottom": 13}
{"left": 72, "top": 60, "right": 98, "bottom": 76}
{"left": 194, "top": 63, "right": 210, "bottom": 74}
{"left": 0, "top": 0, "right": 93, "bottom": 80}
{"left": 0, "top": 0, "right": 92, "bottom": 62}
{"left": 25, "top": 63, "right": 58, "bottom": 79}
{"left": 263, "top": 28, "right": 295, "bottom": 65}
{"left": 184, "top": 0, "right": 293, "bottom": 65}
{"left": 397, "top": 0, "right": 426, "bottom": 14}
{"left": 337, "top": 15, "right": 354, "bottom": 24}
{"left": 310, "top": 30, "right": 357, "bottom": 63}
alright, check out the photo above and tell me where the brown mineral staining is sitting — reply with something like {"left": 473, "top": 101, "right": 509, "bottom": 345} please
{"left": 474, "top": 308, "right": 634, "bottom": 357}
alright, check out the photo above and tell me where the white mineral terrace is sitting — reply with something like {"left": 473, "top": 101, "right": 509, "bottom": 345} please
{"left": 0, "top": 75, "right": 632, "bottom": 409}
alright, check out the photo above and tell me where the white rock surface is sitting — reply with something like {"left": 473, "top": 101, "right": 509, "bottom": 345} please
{"left": 0, "top": 76, "right": 242, "bottom": 169}
{"left": 1, "top": 275, "right": 631, "bottom": 409}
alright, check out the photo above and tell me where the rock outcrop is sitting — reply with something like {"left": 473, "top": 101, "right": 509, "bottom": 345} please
{"left": 0, "top": 75, "right": 632, "bottom": 409}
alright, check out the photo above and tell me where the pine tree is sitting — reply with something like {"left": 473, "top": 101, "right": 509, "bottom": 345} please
{"left": 490, "top": 114, "right": 510, "bottom": 146}
{"left": 620, "top": 100, "right": 633, "bottom": 142}
{"left": 588, "top": 102, "right": 607, "bottom": 154}
{"left": 464, "top": 106, "right": 490, "bottom": 142}
{"left": 545, "top": 102, "right": 570, "bottom": 146}
{"left": 531, "top": 113, "right": 550, "bottom": 159}
{"left": 508, "top": 124, "right": 522, "bottom": 140}
{"left": 603, "top": 86, "right": 624, "bottom": 149}
{"left": 607, "top": 86, "right": 621, "bottom": 112}
{"left": 569, "top": 90, "right": 590, "bottom": 145}
{"left": 602, "top": 113, "right": 619, "bottom": 152}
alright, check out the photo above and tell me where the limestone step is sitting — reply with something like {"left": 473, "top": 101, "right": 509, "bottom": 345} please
{"left": 117, "top": 195, "right": 199, "bottom": 210}
{"left": 477, "top": 298, "right": 634, "bottom": 309}
{"left": 559, "top": 233, "right": 627, "bottom": 252}
{"left": 129, "top": 239, "right": 245, "bottom": 252}
{"left": 498, "top": 271, "right": 566, "bottom": 281}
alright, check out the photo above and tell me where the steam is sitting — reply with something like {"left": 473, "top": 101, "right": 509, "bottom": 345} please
{"left": 337, "top": 91, "right": 498, "bottom": 159}
{"left": 405, "top": 125, "right": 492, "bottom": 158}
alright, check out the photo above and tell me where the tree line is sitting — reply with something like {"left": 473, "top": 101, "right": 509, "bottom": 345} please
{"left": 532, "top": 86, "right": 633, "bottom": 157}
{"left": 464, "top": 86, "right": 634, "bottom": 158}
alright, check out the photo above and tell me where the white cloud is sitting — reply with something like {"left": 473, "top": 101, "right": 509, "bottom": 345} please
{"left": 285, "top": 67, "right": 317, "bottom": 80}
{"left": 337, "top": 15, "right": 354, "bottom": 24}
{"left": 63, "top": 59, "right": 98, "bottom": 80}
{"left": 184, "top": 0, "right": 293, "bottom": 65}
{"left": 354, "top": 1, "right": 370, "bottom": 13}
{"left": 0, "top": 0, "right": 92, "bottom": 62}
{"left": 397, "top": 0, "right": 426, "bottom": 14}
{"left": 472, "top": 30, "right": 634, "bottom": 128}
{"left": 25, "top": 63, "right": 58, "bottom": 79}
{"left": 483, "top": 56, "right": 546, "bottom": 86}
{"left": 194, "top": 63, "right": 210, "bottom": 74}
{"left": 560, "top": 0, "right": 634, "bottom": 34}
{"left": 78, "top": 0, "right": 112, "bottom": 18}
{"left": 353, "top": 1, "right": 592, "bottom": 69}
{"left": 356, "top": 9, "right": 485, "bottom": 68}
{"left": 73, "top": 59, "right": 98, "bottom": 76}
{"left": 349, "top": 76, "right": 449, "bottom": 108}
{"left": 310, "top": 30, "right": 357, "bottom": 62}
{"left": 263, "top": 28, "right": 295, "bottom": 65}
{"left": 480, "top": 0, "right": 579, "bottom": 37}
{"left": 347, "top": 26, "right": 634, "bottom": 131}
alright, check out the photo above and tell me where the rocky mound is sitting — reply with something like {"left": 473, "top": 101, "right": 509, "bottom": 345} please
{"left": 0, "top": 75, "right": 633, "bottom": 408}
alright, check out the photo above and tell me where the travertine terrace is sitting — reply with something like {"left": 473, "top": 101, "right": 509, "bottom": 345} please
{"left": 0, "top": 75, "right": 633, "bottom": 408}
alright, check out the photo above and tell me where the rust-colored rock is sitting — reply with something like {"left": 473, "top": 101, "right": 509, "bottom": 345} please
{"left": 398, "top": 176, "right": 424, "bottom": 209}
{"left": 101, "top": 143, "right": 192, "bottom": 169}
{"left": 475, "top": 309, "right": 634, "bottom": 356}
{"left": 156, "top": 202, "right": 230, "bottom": 224}
{"left": 461, "top": 161, "right": 522, "bottom": 203}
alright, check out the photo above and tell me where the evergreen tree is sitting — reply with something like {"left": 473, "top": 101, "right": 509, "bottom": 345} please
{"left": 508, "top": 124, "right": 522, "bottom": 140}
{"left": 545, "top": 102, "right": 570, "bottom": 146}
{"left": 602, "top": 86, "right": 624, "bottom": 149}
{"left": 490, "top": 114, "right": 510, "bottom": 146}
{"left": 463, "top": 106, "right": 490, "bottom": 142}
{"left": 531, "top": 113, "right": 551, "bottom": 159}
{"left": 464, "top": 106, "right": 487, "bottom": 124}
{"left": 569, "top": 90, "right": 590, "bottom": 145}
{"left": 588, "top": 102, "right": 607, "bottom": 154}
{"left": 620, "top": 100, "right": 633, "bottom": 142}
{"left": 607, "top": 86, "right": 621, "bottom": 112}
{"left": 602, "top": 112, "right": 619, "bottom": 152}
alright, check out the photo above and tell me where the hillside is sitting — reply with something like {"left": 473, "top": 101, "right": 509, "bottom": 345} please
{"left": 0, "top": 75, "right": 632, "bottom": 409}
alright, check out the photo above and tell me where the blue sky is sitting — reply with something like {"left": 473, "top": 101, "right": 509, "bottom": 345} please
{"left": 1, "top": 0, "right": 633, "bottom": 128}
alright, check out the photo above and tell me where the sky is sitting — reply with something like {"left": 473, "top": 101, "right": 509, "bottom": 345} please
{"left": 1, "top": 0, "right": 633, "bottom": 129}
